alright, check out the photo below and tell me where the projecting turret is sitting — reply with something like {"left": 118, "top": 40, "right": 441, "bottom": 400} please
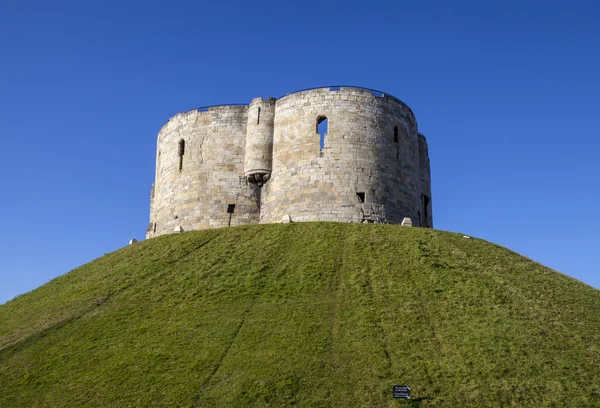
{"left": 244, "top": 97, "right": 275, "bottom": 185}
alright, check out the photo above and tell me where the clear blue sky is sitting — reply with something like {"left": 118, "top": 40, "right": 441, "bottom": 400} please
{"left": 1, "top": 0, "right": 598, "bottom": 304}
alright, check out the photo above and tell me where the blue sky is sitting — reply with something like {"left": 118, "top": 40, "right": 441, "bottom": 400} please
{"left": 1, "top": 0, "right": 598, "bottom": 304}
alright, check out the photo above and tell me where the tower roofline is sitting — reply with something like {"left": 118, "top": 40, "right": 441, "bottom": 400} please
{"left": 160, "top": 86, "right": 415, "bottom": 131}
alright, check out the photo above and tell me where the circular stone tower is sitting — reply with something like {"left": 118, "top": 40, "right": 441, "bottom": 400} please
{"left": 260, "top": 87, "right": 430, "bottom": 226}
{"left": 147, "top": 105, "right": 261, "bottom": 238}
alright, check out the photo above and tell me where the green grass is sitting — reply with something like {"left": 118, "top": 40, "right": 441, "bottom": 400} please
{"left": 1, "top": 223, "right": 599, "bottom": 407}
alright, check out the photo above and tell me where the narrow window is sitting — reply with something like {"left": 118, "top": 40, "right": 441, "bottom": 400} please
{"left": 357, "top": 192, "right": 365, "bottom": 203}
{"left": 153, "top": 223, "right": 157, "bottom": 233}
{"left": 257, "top": 107, "right": 261, "bottom": 125}
{"left": 157, "top": 150, "right": 162, "bottom": 175}
{"left": 317, "top": 116, "right": 328, "bottom": 151}
{"left": 178, "top": 139, "right": 185, "bottom": 171}
{"left": 421, "top": 194, "right": 430, "bottom": 227}
{"left": 227, "top": 204, "right": 235, "bottom": 227}
{"left": 394, "top": 126, "right": 399, "bottom": 143}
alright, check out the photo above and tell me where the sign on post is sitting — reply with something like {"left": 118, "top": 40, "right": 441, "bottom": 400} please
{"left": 392, "top": 385, "right": 411, "bottom": 399}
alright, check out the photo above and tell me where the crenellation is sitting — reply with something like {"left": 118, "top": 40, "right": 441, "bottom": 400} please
{"left": 146, "top": 86, "right": 433, "bottom": 238}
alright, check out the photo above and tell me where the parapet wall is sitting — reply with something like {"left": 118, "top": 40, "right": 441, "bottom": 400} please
{"left": 147, "top": 86, "right": 432, "bottom": 238}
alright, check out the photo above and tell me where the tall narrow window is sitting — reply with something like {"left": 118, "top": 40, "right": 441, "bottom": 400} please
{"left": 227, "top": 204, "right": 235, "bottom": 227}
{"left": 178, "top": 139, "right": 185, "bottom": 171}
{"left": 421, "top": 194, "right": 430, "bottom": 227}
{"left": 257, "top": 107, "right": 261, "bottom": 124}
{"left": 317, "top": 116, "right": 328, "bottom": 151}
{"left": 394, "top": 126, "right": 399, "bottom": 143}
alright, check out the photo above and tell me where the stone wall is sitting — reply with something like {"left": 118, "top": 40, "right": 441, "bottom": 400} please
{"left": 147, "top": 86, "right": 433, "bottom": 238}
{"left": 261, "top": 87, "right": 422, "bottom": 225}
{"left": 146, "top": 106, "right": 261, "bottom": 238}
{"left": 418, "top": 133, "right": 433, "bottom": 228}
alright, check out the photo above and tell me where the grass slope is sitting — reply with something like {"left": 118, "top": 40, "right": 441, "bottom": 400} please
{"left": 1, "top": 223, "right": 599, "bottom": 407}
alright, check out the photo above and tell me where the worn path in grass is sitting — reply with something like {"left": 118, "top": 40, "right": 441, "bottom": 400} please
{"left": 1, "top": 223, "right": 599, "bottom": 407}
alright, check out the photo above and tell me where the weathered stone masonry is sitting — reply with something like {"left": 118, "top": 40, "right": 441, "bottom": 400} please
{"left": 147, "top": 86, "right": 432, "bottom": 238}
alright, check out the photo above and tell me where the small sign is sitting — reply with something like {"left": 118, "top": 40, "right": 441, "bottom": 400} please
{"left": 392, "top": 385, "right": 410, "bottom": 399}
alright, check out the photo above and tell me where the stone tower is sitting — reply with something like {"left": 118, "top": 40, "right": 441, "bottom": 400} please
{"left": 147, "top": 86, "right": 432, "bottom": 238}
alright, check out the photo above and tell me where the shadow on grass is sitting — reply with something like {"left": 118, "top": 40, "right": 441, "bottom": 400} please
{"left": 396, "top": 396, "right": 433, "bottom": 407}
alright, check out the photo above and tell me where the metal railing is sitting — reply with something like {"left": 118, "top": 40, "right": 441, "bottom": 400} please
{"left": 277, "top": 85, "right": 398, "bottom": 102}
{"left": 189, "top": 103, "right": 247, "bottom": 113}
{"left": 162, "top": 86, "right": 412, "bottom": 128}
{"left": 189, "top": 86, "right": 406, "bottom": 113}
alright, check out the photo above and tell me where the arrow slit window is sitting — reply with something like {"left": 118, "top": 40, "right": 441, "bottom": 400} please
{"left": 178, "top": 139, "right": 185, "bottom": 171}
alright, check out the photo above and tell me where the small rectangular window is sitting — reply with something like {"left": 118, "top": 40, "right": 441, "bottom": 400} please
{"left": 357, "top": 192, "right": 365, "bottom": 203}
{"left": 227, "top": 204, "right": 235, "bottom": 214}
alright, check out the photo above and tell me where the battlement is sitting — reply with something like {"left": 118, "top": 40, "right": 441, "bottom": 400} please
{"left": 147, "top": 86, "right": 432, "bottom": 237}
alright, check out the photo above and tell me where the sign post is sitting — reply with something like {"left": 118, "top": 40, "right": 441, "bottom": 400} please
{"left": 392, "top": 385, "right": 411, "bottom": 399}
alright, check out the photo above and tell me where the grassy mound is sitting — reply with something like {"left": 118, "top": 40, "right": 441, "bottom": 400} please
{"left": 1, "top": 223, "right": 599, "bottom": 407}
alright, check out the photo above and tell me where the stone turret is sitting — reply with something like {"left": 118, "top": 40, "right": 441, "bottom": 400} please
{"left": 244, "top": 97, "right": 276, "bottom": 185}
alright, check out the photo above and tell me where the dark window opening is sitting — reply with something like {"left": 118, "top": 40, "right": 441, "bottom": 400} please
{"left": 257, "top": 107, "right": 261, "bottom": 124}
{"left": 317, "top": 116, "right": 328, "bottom": 151}
{"left": 153, "top": 223, "right": 157, "bottom": 233}
{"left": 357, "top": 192, "right": 365, "bottom": 203}
{"left": 227, "top": 204, "right": 235, "bottom": 227}
{"left": 421, "top": 194, "right": 430, "bottom": 227}
{"left": 394, "top": 126, "right": 399, "bottom": 143}
{"left": 178, "top": 139, "right": 185, "bottom": 171}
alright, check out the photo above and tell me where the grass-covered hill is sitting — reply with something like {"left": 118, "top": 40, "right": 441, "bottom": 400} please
{"left": 1, "top": 223, "right": 599, "bottom": 407}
